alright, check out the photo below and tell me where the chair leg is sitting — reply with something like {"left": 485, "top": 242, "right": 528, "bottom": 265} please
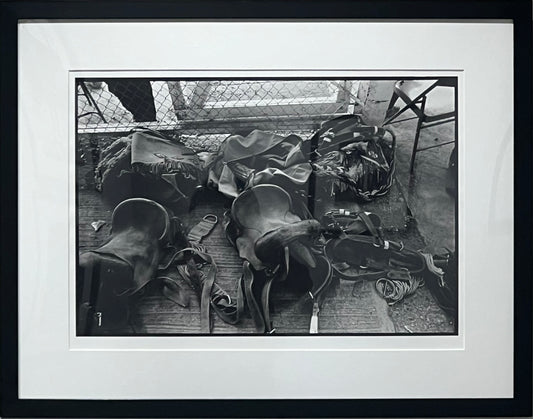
{"left": 409, "top": 96, "right": 426, "bottom": 174}
{"left": 78, "top": 81, "right": 107, "bottom": 123}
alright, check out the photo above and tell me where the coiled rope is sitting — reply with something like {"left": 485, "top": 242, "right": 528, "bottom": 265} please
{"left": 375, "top": 276, "right": 424, "bottom": 305}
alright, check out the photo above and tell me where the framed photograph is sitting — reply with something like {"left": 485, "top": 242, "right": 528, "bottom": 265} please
{"left": 1, "top": 0, "right": 531, "bottom": 417}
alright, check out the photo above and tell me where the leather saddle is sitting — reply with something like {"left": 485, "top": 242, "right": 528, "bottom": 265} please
{"left": 322, "top": 209, "right": 455, "bottom": 312}
{"left": 226, "top": 184, "right": 332, "bottom": 333}
{"left": 77, "top": 198, "right": 187, "bottom": 335}
{"left": 78, "top": 197, "right": 237, "bottom": 335}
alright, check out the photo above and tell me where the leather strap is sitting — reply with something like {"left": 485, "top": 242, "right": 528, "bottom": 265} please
{"left": 325, "top": 235, "right": 417, "bottom": 282}
{"left": 316, "top": 114, "right": 363, "bottom": 136}
{"left": 167, "top": 246, "right": 235, "bottom": 333}
{"left": 316, "top": 121, "right": 387, "bottom": 154}
{"left": 187, "top": 214, "right": 218, "bottom": 243}
{"left": 356, "top": 211, "right": 382, "bottom": 244}
{"left": 238, "top": 254, "right": 291, "bottom": 334}
{"left": 317, "top": 128, "right": 386, "bottom": 155}
{"left": 307, "top": 255, "right": 333, "bottom": 333}
{"left": 260, "top": 276, "right": 276, "bottom": 333}
{"left": 242, "top": 261, "right": 266, "bottom": 333}
{"left": 310, "top": 115, "right": 361, "bottom": 156}
{"left": 200, "top": 265, "right": 216, "bottom": 333}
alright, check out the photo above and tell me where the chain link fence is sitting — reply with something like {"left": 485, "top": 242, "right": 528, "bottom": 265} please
{"left": 77, "top": 79, "right": 363, "bottom": 137}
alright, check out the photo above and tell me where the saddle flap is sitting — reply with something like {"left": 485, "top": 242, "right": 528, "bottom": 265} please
{"left": 77, "top": 251, "right": 134, "bottom": 334}
{"left": 77, "top": 198, "right": 188, "bottom": 335}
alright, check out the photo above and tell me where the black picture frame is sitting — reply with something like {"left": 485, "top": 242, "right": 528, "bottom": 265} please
{"left": 1, "top": 0, "right": 531, "bottom": 417}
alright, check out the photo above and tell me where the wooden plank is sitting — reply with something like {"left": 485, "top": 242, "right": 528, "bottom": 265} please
{"left": 185, "top": 101, "right": 345, "bottom": 120}
{"left": 77, "top": 121, "right": 179, "bottom": 135}
{"left": 203, "top": 96, "right": 336, "bottom": 108}
{"left": 178, "top": 115, "right": 323, "bottom": 134}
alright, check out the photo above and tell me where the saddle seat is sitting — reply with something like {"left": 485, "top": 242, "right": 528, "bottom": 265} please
{"left": 231, "top": 184, "right": 321, "bottom": 270}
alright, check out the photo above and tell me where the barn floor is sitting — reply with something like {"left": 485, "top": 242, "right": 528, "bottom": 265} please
{"left": 77, "top": 110, "right": 456, "bottom": 335}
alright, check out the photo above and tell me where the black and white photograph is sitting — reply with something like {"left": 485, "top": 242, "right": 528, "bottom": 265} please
{"left": 76, "top": 77, "right": 458, "bottom": 336}
{"left": 4, "top": 4, "right": 528, "bottom": 414}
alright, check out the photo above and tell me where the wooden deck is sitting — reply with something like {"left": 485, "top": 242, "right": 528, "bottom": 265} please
{"left": 77, "top": 152, "right": 452, "bottom": 335}
{"left": 78, "top": 185, "right": 400, "bottom": 335}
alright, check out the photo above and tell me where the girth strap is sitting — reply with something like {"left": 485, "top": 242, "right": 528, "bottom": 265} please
{"left": 236, "top": 246, "right": 291, "bottom": 334}
{"left": 163, "top": 215, "right": 243, "bottom": 332}
{"left": 241, "top": 261, "right": 266, "bottom": 332}
{"left": 260, "top": 276, "right": 276, "bottom": 333}
{"left": 166, "top": 246, "right": 237, "bottom": 333}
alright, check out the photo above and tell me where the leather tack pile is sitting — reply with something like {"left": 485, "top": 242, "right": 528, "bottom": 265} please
{"left": 77, "top": 116, "right": 457, "bottom": 335}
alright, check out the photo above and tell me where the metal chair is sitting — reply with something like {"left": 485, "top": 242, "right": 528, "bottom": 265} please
{"left": 77, "top": 80, "right": 107, "bottom": 123}
{"left": 383, "top": 79, "right": 457, "bottom": 173}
